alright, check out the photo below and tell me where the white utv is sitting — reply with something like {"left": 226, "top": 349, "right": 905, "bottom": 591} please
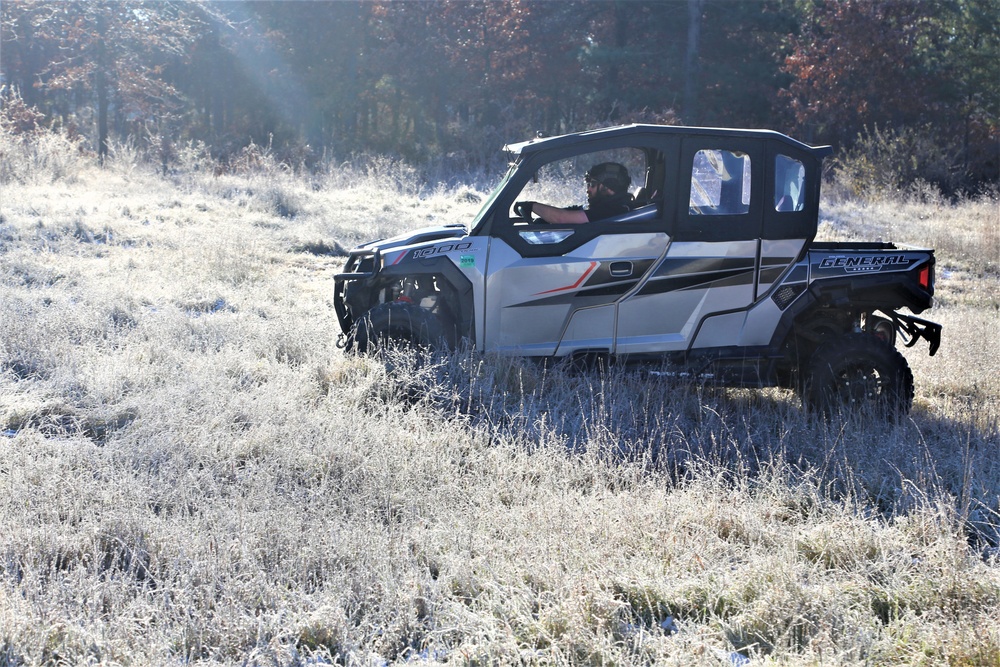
{"left": 334, "top": 125, "right": 941, "bottom": 414}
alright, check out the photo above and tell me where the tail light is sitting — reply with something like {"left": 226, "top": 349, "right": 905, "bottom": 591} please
{"left": 917, "top": 261, "right": 933, "bottom": 294}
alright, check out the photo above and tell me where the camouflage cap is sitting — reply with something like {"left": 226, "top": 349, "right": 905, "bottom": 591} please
{"left": 586, "top": 162, "right": 631, "bottom": 194}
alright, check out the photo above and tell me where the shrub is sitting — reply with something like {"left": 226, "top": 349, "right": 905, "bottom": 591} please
{"left": 0, "top": 89, "right": 90, "bottom": 185}
{"left": 830, "top": 125, "right": 963, "bottom": 201}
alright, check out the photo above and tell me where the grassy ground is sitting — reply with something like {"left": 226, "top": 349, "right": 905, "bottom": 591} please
{"left": 1, "top": 139, "right": 999, "bottom": 665}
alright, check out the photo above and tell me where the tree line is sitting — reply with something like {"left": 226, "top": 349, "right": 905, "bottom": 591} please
{"left": 2, "top": 0, "right": 997, "bottom": 188}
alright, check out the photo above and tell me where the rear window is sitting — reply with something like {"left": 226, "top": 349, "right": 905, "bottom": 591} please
{"left": 774, "top": 154, "right": 805, "bottom": 212}
{"left": 689, "top": 149, "right": 751, "bottom": 215}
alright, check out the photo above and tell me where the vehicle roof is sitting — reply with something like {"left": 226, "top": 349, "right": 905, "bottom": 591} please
{"left": 503, "top": 123, "right": 834, "bottom": 159}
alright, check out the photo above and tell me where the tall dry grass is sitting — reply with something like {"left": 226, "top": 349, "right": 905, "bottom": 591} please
{"left": 1, "top": 126, "right": 999, "bottom": 665}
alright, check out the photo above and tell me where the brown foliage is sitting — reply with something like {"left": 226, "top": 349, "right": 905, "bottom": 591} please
{"left": 0, "top": 88, "right": 45, "bottom": 136}
{"left": 782, "top": 0, "right": 935, "bottom": 143}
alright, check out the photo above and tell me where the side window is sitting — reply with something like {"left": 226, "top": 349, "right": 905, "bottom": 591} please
{"left": 509, "top": 147, "right": 653, "bottom": 226}
{"left": 689, "top": 149, "right": 751, "bottom": 215}
{"left": 774, "top": 154, "right": 805, "bottom": 212}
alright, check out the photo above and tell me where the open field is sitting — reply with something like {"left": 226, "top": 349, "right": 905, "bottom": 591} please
{"left": 1, "top": 144, "right": 999, "bottom": 665}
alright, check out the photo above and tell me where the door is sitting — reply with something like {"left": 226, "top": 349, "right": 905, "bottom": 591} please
{"left": 486, "top": 231, "right": 668, "bottom": 356}
{"left": 616, "top": 137, "right": 764, "bottom": 354}
{"left": 483, "top": 145, "right": 669, "bottom": 356}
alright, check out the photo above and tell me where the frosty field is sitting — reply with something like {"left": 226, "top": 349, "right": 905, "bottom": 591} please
{"left": 1, "top": 147, "right": 999, "bottom": 665}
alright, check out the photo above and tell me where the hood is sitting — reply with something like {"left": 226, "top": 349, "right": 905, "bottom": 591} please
{"left": 357, "top": 223, "right": 467, "bottom": 254}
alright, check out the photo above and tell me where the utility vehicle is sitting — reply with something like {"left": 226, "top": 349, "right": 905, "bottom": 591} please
{"left": 334, "top": 124, "right": 941, "bottom": 414}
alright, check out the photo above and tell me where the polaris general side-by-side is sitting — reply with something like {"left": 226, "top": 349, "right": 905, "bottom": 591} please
{"left": 334, "top": 124, "right": 941, "bottom": 414}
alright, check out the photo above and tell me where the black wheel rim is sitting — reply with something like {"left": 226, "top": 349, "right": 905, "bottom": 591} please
{"left": 832, "top": 362, "right": 888, "bottom": 404}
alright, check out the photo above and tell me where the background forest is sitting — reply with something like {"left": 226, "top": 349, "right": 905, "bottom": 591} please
{"left": 2, "top": 0, "right": 998, "bottom": 193}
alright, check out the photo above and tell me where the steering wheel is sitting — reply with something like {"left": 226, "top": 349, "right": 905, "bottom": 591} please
{"left": 514, "top": 201, "right": 548, "bottom": 224}
{"left": 513, "top": 201, "right": 532, "bottom": 220}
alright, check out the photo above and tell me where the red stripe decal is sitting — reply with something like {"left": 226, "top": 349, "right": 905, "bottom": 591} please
{"left": 533, "top": 261, "right": 598, "bottom": 296}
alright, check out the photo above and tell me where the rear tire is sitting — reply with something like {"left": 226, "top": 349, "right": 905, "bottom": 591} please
{"left": 803, "top": 333, "right": 914, "bottom": 417}
{"left": 352, "top": 302, "right": 448, "bottom": 354}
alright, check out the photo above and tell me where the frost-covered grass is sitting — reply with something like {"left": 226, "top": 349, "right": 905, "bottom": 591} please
{"left": 1, "top": 133, "right": 999, "bottom": 665}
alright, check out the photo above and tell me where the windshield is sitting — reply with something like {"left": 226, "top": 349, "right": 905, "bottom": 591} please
{"left": 470, "top": 161, "right": 518, "bottom": 233}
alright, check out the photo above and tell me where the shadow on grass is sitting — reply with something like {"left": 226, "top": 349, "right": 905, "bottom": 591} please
{"left": 366, "top": 345, "right": 1000, "bottom": 553}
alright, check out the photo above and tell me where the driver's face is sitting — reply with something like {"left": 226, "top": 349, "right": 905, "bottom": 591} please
{"left": 586, "top": 179, "right": 610, "bottom": 203}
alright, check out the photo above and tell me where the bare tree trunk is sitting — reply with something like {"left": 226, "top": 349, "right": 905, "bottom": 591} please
{"left": 683, "top": 0, "right": 701, "bottom": 125}
{"left": 96, "top": 12, "right": 109, "bottom": 166}
{"left": 607, "top": 1, "right": 629, "bottom": 121}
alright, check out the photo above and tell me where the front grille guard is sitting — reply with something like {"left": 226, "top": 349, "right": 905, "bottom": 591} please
{"left": 334, "top": 249, "right": 380, "bottom": 342}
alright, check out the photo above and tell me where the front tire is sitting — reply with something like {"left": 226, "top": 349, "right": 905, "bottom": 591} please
{"left": 352, "top": 302, "right": 449, "bottom": 354}
{"left": 803, "top": 333, "right": 914, "bottom": 417}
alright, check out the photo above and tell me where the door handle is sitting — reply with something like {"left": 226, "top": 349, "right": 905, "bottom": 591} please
{"left": 610, "top": 261, "right": 633, "bottom": 277}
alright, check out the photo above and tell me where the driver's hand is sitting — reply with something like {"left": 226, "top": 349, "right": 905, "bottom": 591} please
{"left": 514, "top": 201, "right": 535, "bottom": 219}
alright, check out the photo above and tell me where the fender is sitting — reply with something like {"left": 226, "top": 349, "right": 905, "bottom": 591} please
{"left": 768, "top": 263, "right": 935, "bottom": 353}
{"left": 368, "top": 255, "right": 476, "bottom": 341}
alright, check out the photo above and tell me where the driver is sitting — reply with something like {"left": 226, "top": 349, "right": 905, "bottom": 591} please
{"left": 514, "top": 162, "right": 633, "bottom": 225}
